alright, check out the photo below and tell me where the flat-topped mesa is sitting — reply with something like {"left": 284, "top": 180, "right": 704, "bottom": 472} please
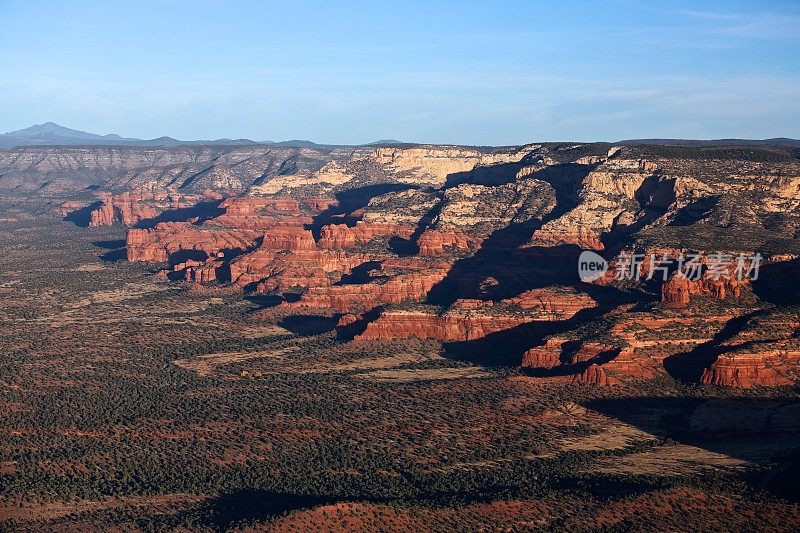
{"left": 527, "top": 306, "right": 800, "bottom": 388}
{"left": 208, "top": 197, "right": 314, "bottom": 230}
{"left": 126, "top": 222, "right": 262, "bottom": 263}
{"left": 87, "top": 190, "right": 226, "bottom": 227}
{"left": 529, "top": 226, "right": 606, "bottom": 251}
{"left": 504, "top": 288, "right": 597, "bottom": 319}
{"left": 260, "top": 226, "right": 317, "bottom": 252}
{"left": 304, "top": 197, "right": 338, "bottom": 211}
{"left": 318, "top": 222, "right": 415, "bottom": 250}
{"left": 521, "top": 311, "right": 742, "bottom": 384}
{"left": 293, "top": 267, "right": 450, "bottom": 313}
{"left": 88, "top": 192, "right": 162, "bottom": 227}
{"left": 698, "top": 309, "right": 800, "bottom": 387}
{"left": 417, "top": 230, "right": 484, "bottom": 257}
{"left": 355, "top": 288, "right": 596, "bottom": 342}
{"left": 521, "top": 337, "right": 619, "bottom": 370}
{"left": 521, "top": 338, "right": 565, "bottom": 369}
{"left": 218, "top": 196, "right": 301, "bottom": 216}
{"left": 700, "top": 353, "right": 792, "bottom": 388}
{"left": 228, "top": 247, "right": 369, "bottom": 291}
{"left": 355, "top": 307, "right": 532, "bottom": 343}
{"left": 371, "top": 145, "right": 530, "bottom": 186}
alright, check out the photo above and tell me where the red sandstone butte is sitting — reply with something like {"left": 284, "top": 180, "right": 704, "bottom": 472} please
{"left": 661, "top": 271, "right": 743, "bottom": 308}
{"left": 503, "top": 289, "right": 596, "bottom": 319}
{"left": 318, "top": 221, "right": 415, "bottom": 250}
{"left": 260, "top": 227, "right": 317, "bottom": 252}
{"left": 126, "top": 222, "right": 262, "bottom": 262}
{"left": 573, "top": 364, "right": 616, "bottom": 385}
{"left": 304, "top": 197, "right": 338, "bottom": 211}
{"left": 354, "top": 308, "right": 532, "bottom": 342}
{"left": 229, "top": 247, "right": 369, "bottom": 292}
{"left": 293, "top": 268, "right": 450, "bottom": 313}
{"left": 336, "top": 313, "right": 360, "bottom": 327}
{"left": 210, "top": 197, "right": 313, "bottom": 230}
{"left": 355, "top": 288, "right": 597, "bottom": 342}
{"left": 521, "top": 338, "right": 566, "bottom": 369}
{"left": 173, "top": 256, "right": 224, "bottom": 283}
{"left": 87, "top": 191, "right": 220, "bottom": 227}
{"left": 701, "top": 354, "right": 791, "bottom": 388}
{"left": 219, "top": 196, "right": 301, "bottom": 216}
{"left": 89, "top": 192, "right": 160, "bottom": 227}
{"left": 529, "top": 226, "right": 605, "bottom": 251}
{"left": 58, "top": 200, "right": 86, "bottom": 217}
{"left": 417, "top": 229, "right": 484, "bottom": 257}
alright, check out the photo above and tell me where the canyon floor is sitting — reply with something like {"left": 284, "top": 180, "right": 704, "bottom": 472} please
{"left": 2, "top": 200, "right": 800, "bottom": 531}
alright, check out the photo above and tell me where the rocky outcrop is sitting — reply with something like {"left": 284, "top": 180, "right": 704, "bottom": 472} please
{"left": 56, "top": 140, "right": 800, "bottom": 391}
{"left": 573, "top": 364, "right": 615, "bottom": 385}
{"left": 174, "top": 256, "right": 224, "bottom": 283}
{"left": 218, "top": 197, "right": 300, "bottom": 216}
{"left": 503, "top": 289, "right": 596, "bottom": 319}
{"left": 293, "top": 266, "right": 450, "bottom": 313}
{"left": 661, "top": 271, "right": 743, "bottom": 308}
{"left": 336, "top": 313, "right": 360, "bottom": 327}
{"left": 304, "top": 197, "right": 338, "bottom": 211}
{"left": 58, "top": 201, "right": 87, "bottom": 217}
{"left": 661, "top": 272, "right": 694, "bottom": 307}
{"left": 521, "top": 338, "right": 565, "bottom": 369}
{"left": 229, "top": 247, "right": 368, "bottom": 292}
{"left": 85, "top": 191, "right": 224, "bottom": 227}
{"left": 209, "top": 197, "right": 313, "bottom": 230}
{"left": 417, "top": 230, "right": 484, "bottom": 256}
{"left": 126, "top": 222, "right": 261, "bottom": 262}
{"left": 89, "top": 192, "right": 162, "bottom": 226}
{"left": 530, "top": 226, "right": 606, "bottom": 250}
{"left": 371, "top": 146, "right": 530, "bottom": 186}
{"left": 355, "top": 307, "right": 533, "bottom": 342}
{"left": 356, "top": 288, "right": 596, "bottom": 342}
{"left": 700, "top": 354, "right": 790, "bottom": 388}
{"left": 698, "top": 309, "right": 800, "bottom": 387}
{"left": 360, "top": 189, "right": 440, "bottom": 225}
{"left": 319, "top": 222, "right": 415, "bottom": 250}
{"left": 529, "top": 157, "right": 659, "bottom": 250}
{"left": 260, "top": 227, "right": 316, "bottom": 252}
{"left": 436, "top": 180, "right": 556, "bottom": 230}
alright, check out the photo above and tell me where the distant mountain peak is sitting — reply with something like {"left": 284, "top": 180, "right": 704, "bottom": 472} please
{"left": 5, "top": 122, "right": 115, "bottom": 140}
{"left": 0, "top": 123, "right": 264, "bottom": 149}
{"left": 367, "top": 139, "right": 404, "bottom": 145}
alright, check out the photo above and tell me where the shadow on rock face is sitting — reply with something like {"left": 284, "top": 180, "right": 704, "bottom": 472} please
{"left": 662, "top": 310, "right": 766, "bottom": 383}
{"left": 584, "top": 395, "right": 800, "bottom": 501}
{"left": 93, "top": 239, "right": 128, "bottom": 262}
{"left": 751, "top": 258, "right": 800, "bottom": 305}
{"left": 307, "top": 184, "right": 416, "bottom": 240}
{"left": 193, "top": 490, "right": 338, "bottom": 531}
{"left": 134, "top": 200, "right": 225, "bottom": 228}
{"left": 63, "top": 201, "right": 103, "bottom": 227}
{"left": 279, "top": 314, "right": 340, "bottom": 336}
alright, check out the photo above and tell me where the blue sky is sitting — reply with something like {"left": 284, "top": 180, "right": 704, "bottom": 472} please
{"left": 1, "top": 0, "right": 798, "bottom": 144}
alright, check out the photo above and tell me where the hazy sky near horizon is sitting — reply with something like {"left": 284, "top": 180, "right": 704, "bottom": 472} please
{"left": 1, "top": 0, "right": 798, "bottom": 145}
